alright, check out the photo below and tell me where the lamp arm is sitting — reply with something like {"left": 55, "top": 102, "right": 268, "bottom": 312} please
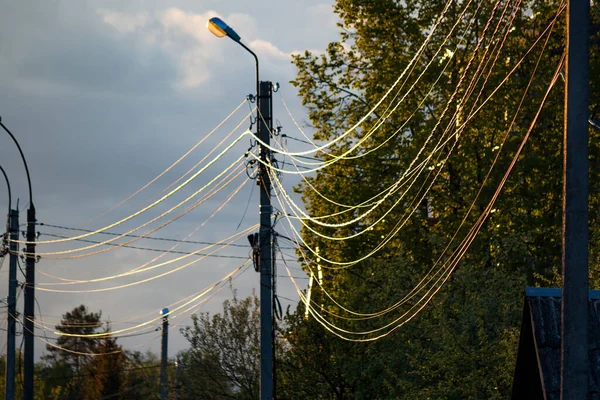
{"left": 236, "top": 41, "right": 259, "bottom": 99}
{"left": 0, "top": 119, "right": 33, "bottom": 207}
{"left": 0, "top": 165, "right": 11, "bottom": 213}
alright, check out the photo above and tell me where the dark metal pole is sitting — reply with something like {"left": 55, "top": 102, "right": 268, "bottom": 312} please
{"left": 23, "top": 206, "right": 35, "bottom": 400}
{"left": 0, "top": 165, "right": 12, "bottom": 213}
{"left": 160, "top": 308, "right": 169, "bottom": 400}
{"left": 561, "top": 0, "right": 590, "bottom": 398}
{"left": 258, "top": 80, "right": 273, "bottom": 400}
{"left": 0, "top": 165, "right": 16, "bottom": 400}
{"left": 5, "top": 209, "right": 18, "bottom": 400}
{"left": 238, "top": 41, "right": 259, "bottom": 104}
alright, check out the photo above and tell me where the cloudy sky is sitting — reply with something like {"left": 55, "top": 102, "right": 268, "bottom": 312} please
{"left": 0, "top": 0, "right": 340, "bottom": 360}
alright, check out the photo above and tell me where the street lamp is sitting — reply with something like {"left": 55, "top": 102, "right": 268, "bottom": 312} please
{"left": 0, "top": 117, "right": 36, "bottom": 400}
{"left": 207, "top": 17, "right": 275, "bottom": 400}
{"left": 207, "top": 17, "right": 259, "bottom": 102}
{"left": 0, "top": 165, "right": 18, "bottom": 400}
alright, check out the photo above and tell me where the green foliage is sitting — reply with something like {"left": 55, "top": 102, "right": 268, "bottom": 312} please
{"left": 41, "top": 304, "right": 103, "bottom": 399}
{"left": 44, "top": 304, "right": 102, "bottom": 373}
{"left": 283, "top": 0, "right": 600, "bottom": 398}
{"left": 35, "top": 305, "right": 160, "bottom": 400}
{"left": 120, "top": 350, "right": 161, "bottom": 399}
{"left": 178, "top": 290, "right": 260, "bottom": 399}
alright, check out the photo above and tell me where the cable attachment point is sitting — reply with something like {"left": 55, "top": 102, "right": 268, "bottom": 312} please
{"left": 274, "top": 295, "right": 283, "bottom": 320}
{"left": 272, "top": 82, "right": 280, "bottom": 92}
{"left": 247, "top": 232, "right": 260, "bottom": 272}
{"left": 247, "top": 94, "right": 256, "bottom": 103}
{"left": 245, "top": 159, "right": 258, "bottom": 180}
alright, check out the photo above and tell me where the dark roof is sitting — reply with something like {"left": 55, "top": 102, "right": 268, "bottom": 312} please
{"left": 511, "top": 287, "right": 600, "bottom": 400}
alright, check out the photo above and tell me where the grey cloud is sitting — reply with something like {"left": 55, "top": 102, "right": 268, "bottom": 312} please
{"left": 1, "top": 2, "right": 177, "bottom": 96}
{"left": 0, "top": 0, "right": 337, "bottom": 360}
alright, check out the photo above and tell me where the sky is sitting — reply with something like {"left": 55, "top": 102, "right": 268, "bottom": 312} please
{"left": 0, "top": 0, "right": 340, "bottom": 360}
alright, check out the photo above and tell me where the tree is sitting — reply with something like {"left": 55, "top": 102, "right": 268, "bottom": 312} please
{"left": 39, "top": 305, "right": 131, "bottom": 399}
{"left": 42, "top": 305, "right": 102, "bottom": 399}
{"left": 44, "top": 304, "right": 102, "bottom": 372}
{"left": 120, "top": 350, "right": 161, "bottom": 399}
{"left": 179, "top": 291, "right": 260, "bottom": 399}
{"left": 83, "top": 323, "right": 125, "bottom": 399}
{"left": 285, "top": 0, "right": 600, "bottom": 398}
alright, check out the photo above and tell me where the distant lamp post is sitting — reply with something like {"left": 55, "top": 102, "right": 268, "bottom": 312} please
{"left": 207, "top": 16, "right": 274, "bottom": 400}
{"left": 159, "top": 308, "right": 169, "bottom": 400}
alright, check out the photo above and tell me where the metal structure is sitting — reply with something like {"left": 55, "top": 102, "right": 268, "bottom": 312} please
{"left": 1, "top": 165, "right": 17, "bottom": 400}
{"left": 561, "top": 0, "right": 590, "bottom": 398}
{"left": 207, "top": 17, "right": 274, "bottom": 399}
{"left": 160, "top": 308, "right": 169, "bottom": 400}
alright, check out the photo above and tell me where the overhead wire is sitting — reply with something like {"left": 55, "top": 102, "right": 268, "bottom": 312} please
{"left": 262, "top": 0, "right": 517, "bottom": 236}
{"left": 34, "top": 225, "right": 256, "bottom": 291}
{"left": 248, "top": 0, "right": 458, "bottom": 162}
{"left": 84, "top": 99, "right": 248, "bottom": 225}
{"left": 33, "top": 160, "right": 252, "bottom": 262}
{"left": 31, "top": 260, "right": 250, "bottom": 338}
{"left": 272, "top": 1, "right": 509, "bottom": 241}
{"left": 38, "top": 223, "right": 254, "bottom": 249}
{"left": 276, "top": 0, "right": 481, "bottom": 170}
{"left": 13, "top": 125, "right": 251, "bottom": 247}
{"left": 27, "top": 154, "right": 249, "bottom": 256}
{"left": 272, "top": 0, "right": 557, "bottom": 266}
{"left": 35, "top": 179, "right": 255, "bottom": 286}
{"left": 285, "top": 33, "right": 564, "bottom": 340}
{"left": 142, "top": 105, "right": 256, "bottom": 206}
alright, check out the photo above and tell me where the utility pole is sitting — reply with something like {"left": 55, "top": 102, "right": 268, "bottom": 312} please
{"left": 258, "top": 80, "right": 273, "bottom": 400}
{"left": 0, "top": 164, "right": 16, "bottom": 400}
{"left": 6, "top": 208, "right": 18, "bottom": 400}
{"left": 206, "top": 18, "right": 275, "bottom": 398}
{"left": 160, "top": 308, "right": 169, "bottom": 400}
{"left": 23, "top": 204, "right": 36, "bottom": 400}
{"left": 561, "top": 0, "right": 590, "bottom": 398}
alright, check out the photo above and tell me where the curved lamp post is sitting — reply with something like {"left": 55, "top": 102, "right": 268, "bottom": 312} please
{"left": 0, "top": 117, "right": 36, "bottom": 400}
{"left": 0, "top": 165, "right": 12, "bottom": 213}
{"left": 0, "top": 165, "right": 18, "bottom": 400}
{"left": 207, "top": 17, "right": 274, "bottom": 400}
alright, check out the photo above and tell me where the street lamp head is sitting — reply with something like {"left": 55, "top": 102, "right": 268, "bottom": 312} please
{"left": 207, "top": 17, "right": 241, "bottom": 42}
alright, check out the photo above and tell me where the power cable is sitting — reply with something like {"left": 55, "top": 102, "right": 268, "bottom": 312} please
{"left": 14, "top": 128, "right": 250, "bottom": 246}
{"left": 272, "top": 1, "right": 558, "bottom": 266}
{"left": 85, "top": 99, "right": 249, "bottom": 225}
{"left": 30, "top": 157, "right": 249, "bottom": 257}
